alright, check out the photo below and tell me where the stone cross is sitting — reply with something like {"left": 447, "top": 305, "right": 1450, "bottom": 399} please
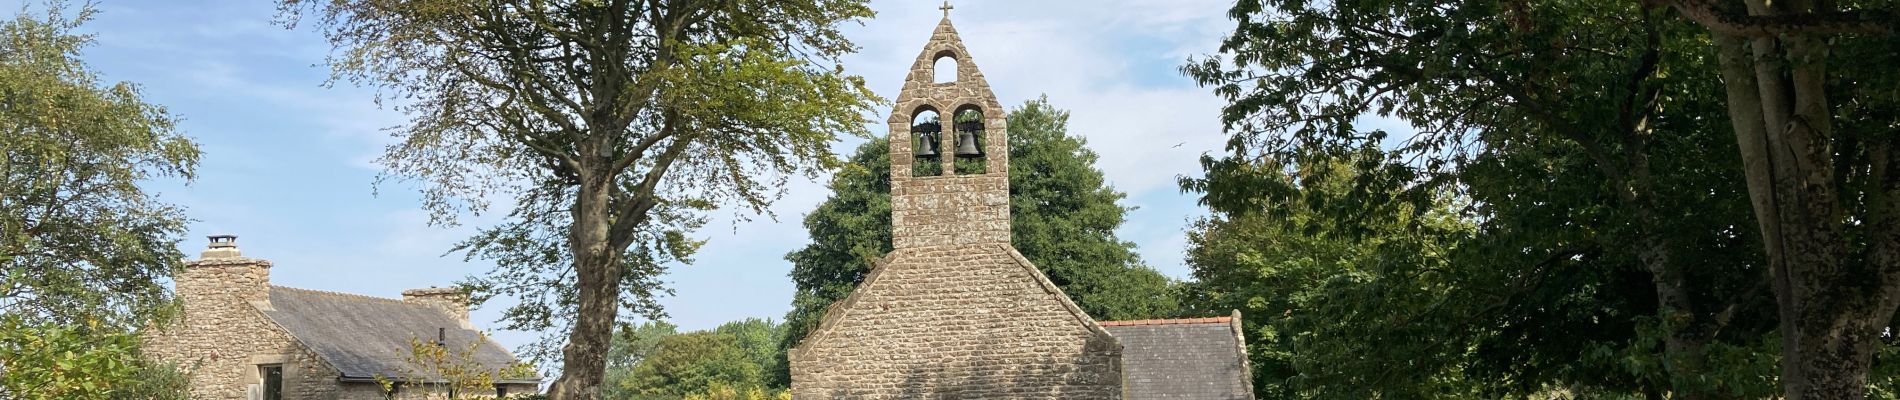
{"left": 939, "top": 0, "right": 953, "bottom": 17}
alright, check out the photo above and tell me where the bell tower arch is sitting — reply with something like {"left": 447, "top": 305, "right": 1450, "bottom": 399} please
{"left": 888, "top": 15, "right": 1010, "bottom": 249}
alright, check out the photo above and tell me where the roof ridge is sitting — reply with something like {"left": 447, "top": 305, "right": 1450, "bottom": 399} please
{"left": 1098, "top": 316, "right": 1233, "bottom": 327}
{"left": 271, "top": 285, "right": 411, "bottom": 305}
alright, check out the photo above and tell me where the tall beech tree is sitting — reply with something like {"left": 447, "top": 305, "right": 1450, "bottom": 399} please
{"left": 1186, "top": 0, "right": 1898, "bottom": 397}
{"left": 1671, "top": 1, "right": 1900, "bottom": 396}
{"left": 0, "top": 3, "right": 199, "bottom": 328}
{"left": 780, "top": 98, "right": 1179, "bottom": 366}
{"left": 275, "top": 1, "right": 877, "bottom": 398}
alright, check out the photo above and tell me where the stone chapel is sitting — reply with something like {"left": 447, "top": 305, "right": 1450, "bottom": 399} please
{"left": 786, "top": 10, "right": 1256, "bottom": 400}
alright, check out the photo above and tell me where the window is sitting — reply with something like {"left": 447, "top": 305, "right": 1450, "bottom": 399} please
{"left": 259, "top": 365, "right": 283, "bottom": 400}
{"left": 497, "top": 384, "right": 510, "bottom": 398}
{"left": 933, "top": 54, "right": 958, "bottom": 83}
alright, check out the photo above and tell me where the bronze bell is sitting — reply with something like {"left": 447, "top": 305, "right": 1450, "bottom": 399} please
{"left": 914, "top": 132, "right": 939, "bottom": 157}
{"left": 912, "top": 122, "right": 941, "bottom": 157}
{"left": 955, "top": 130, "right": 983, "bottom": 158}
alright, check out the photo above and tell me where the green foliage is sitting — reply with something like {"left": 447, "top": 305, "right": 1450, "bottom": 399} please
{"left": 620, "top": 332, "right": 757, "bottom": 398}
{"left": 0, "top": 317, "right": 189, "bottom": 400}
{"left": 779, "top": 97, "right": 1180, "bottom": 364}
{"left": 606, "top": 321, "right": 680, "bottom": 375}
{"left": 0, "top": 6, "right": 195, "bottom": 398}
{"left": 108, "top": 355, "right": 191, "bottom": 400}
{"left": 1182, "top": 156, "right": 1478, "bottom": 399}
{"left": 277, "top": 0, "right": 880, "bottom": 392}
{"left": 683, "top": 382, "right": 789, "bottom": 400}
{"left": 0, "top": 1, "right": 198, "bottom": 328}
{"left": 1179, "top": 0, "right": 1799, "bottom": 397}
{"left": 378, "top": 332, "right": 541, "bottom": 399}
{"left": 606, "top": 319, "right": 786, "bottom": 399}
{"left": 713, "top": 318, "right": 788, "bottom": 388}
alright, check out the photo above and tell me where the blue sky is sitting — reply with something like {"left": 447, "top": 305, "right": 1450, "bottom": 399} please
{"left": 25, "top": 0, "right": 1241, "bottom": 352}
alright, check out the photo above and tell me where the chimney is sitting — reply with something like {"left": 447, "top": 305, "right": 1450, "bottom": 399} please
{"left": 403, "top": 287, "right": 471, "bottom": 324}
{"left": 178, "top": 235, "right": 273, "bottom": 308}
{"left": 202, "top": 234, "right": 240, "bottom": 258}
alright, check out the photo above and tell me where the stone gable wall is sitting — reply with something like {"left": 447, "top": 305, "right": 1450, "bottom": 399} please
{"left": 143, "top": 258, "right": 345, "bottom": 400}
{"left": 789, "top": 245, "right": 1123, "bottom": 398}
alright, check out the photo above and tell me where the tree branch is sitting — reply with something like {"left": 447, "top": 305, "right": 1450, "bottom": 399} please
{"left": 605, "top": 135, "right": 694, "bottom": 251}
{"left": 1668, "top": 0, "right": 1896, "bottom": 36}
{"left": 611, "top": 110, "right": 680, "bottom": 173}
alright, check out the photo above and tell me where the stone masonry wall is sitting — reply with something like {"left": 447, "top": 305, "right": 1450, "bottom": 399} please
{"left": 891, "top": 174, "right": 1010, "bottom": 249}
{"left": 143, "top": 253, "right": 345, "bottom": 400}
{"left": 789, "top": 244, "right": 1123, "bottom": 398}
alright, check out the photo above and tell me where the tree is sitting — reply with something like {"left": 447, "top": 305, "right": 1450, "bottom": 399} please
{"left": 1182, "top": 156, "right": 1480, "bottom": 399}
{"left": 0, "top": 316, "right": 190, "bottom": 400}
{"left": 275, "top": 1, "right": 879, "bottom": 398}
{"left": 609, "top": 319, "right": 785, "bottom": 399}
{"left": 0, "top": 1, "right": 199, "bottom": 328}
{"left": 377, "top": 332, "right": 539, "bottom": 399}
{"left": 682, "top": 383, "right": 788, "bottom": 400}
{"left": 604, "top": 320, "right": 678, "bottom": 388}
{"left": 1666, "top": 1, "right": 1900, "bottom": 397}
{"left": 780, "top": 97, "right": 1179, "bottom": 364}
{"left": 603, "top": 321, "right": 676, "bottom": 399}
{"left": 1002, "top": 99, "right": 1180, "bottom": 321}
{"left": 1181, "top": 150, "right": 1785, "bottom": 399}
{"left": 711, "top": 318, "right": 786, "bottom": 388}
{"left": 1182, "top": 0, "right": 1818, "bottom": 397}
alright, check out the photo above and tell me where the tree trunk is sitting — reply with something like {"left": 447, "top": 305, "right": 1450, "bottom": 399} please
{"left": 1607, "top": 67, "right": 1727, "bottom": 399}
{"left": 1639, "top": 233, "right": 1713, "bottom": 400}
{"left": 1712, "top": 28, "right": 1895, "bottom": 400}
{"left": 548, "top": 160, "right": 624, "bottom": 400}
{"left": 1629, "top": 167, "right": 1725, "bottom": 400}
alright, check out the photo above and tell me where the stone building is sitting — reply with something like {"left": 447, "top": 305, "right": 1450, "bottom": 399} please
{"left": 144, "top": 236, "right": 539, "bottom": 399}
{"left": 787, "top": 10, "right": 1254, "bottom": 399}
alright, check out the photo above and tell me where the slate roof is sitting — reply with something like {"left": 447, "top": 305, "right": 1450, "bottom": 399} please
{"left": 258, "top": 286, "right": 537, "bottom": 384}
{"left": 1102, "top": 316, "right": 1254, "bottom": 400}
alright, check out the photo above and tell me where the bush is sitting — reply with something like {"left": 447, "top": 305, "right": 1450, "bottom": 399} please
{"left": 0, "top": 317, "right": 189, "bottom": 399}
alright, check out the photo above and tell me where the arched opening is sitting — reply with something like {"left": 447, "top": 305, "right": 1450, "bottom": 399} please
{"left": 933, "top": 54, "right": 959, "bottom": 84}
{"left": 910, "top": 108, "right": 943, "bottom": 177}
{"left": 951, "top": 106, "right": 986, "bottom": 175}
